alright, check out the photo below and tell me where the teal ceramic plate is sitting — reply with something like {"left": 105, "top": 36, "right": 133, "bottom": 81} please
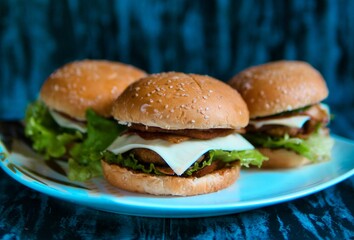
{"left": 0, "top": 135, "right": 353, "bottom": 218}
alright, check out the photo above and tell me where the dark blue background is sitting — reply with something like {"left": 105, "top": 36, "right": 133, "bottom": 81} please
{"left": 0, "top": 1, "right": 353, "bottom": 238}
{"left": 1, "top": 0, "right": 354, "bottom": 138}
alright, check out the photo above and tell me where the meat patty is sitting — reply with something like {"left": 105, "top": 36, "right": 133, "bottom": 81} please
{"left": 130, "top": 148, "right": 167, "bottom": 165}
{"left": 128, "top": 123, "right": 241, "bottom": 141}
{"left": 247, "top": 104, "right": 330, "bottom": 138}
{"left": 131, "top": 131, "right": 190, "bottom": 143}
{"left": 128, "top": 148, "right": 230, "bottom": 177}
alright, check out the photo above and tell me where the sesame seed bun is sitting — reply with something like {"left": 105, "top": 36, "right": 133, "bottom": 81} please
{"left": 228, "top": 61, "right": 328, "bottom": 118}
{"left": 101, "top": 160, "right": 240, "bottom": 196}
{"left": 40, "top": 60, "right": 147, "bottom": 120}
{"left": 112, "top": 72, "right": 249, "bottom": 130}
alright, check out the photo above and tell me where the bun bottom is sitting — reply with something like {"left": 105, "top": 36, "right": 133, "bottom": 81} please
{"left": 101, "top": 161, "right": 240, "bottom": 196}
{"left": 258, "top": 148, "right": 311, "bottom": 168}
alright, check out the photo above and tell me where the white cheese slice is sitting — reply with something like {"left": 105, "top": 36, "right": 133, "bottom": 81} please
{"left": 249, "top": 115, "right": 310, "bottom": 129}
{"left": 49, "top": 110, "right": 87, "bottom": 133}
{"left": 107, "top": 133, "right": 254, "bottom": 175}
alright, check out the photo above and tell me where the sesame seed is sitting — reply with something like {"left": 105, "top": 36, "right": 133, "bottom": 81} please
{"left": 140, "top": 104, "right": 150, "bottom": 113}
{"left": 108, "top": 73, "right": 117, "bottom": 79}
{"left": 149, "top": 99, "right": 154, "bottom": 103}
{"left": 75, "top": 68, "right": 82, "bottom": 76}
{"left": 203, "top": 96, "right": 208, "bottom": 99}
{"left": 111, "top": 86, "right": 117, "bottom": 94}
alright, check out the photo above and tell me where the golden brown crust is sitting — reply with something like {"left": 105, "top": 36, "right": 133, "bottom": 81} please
{"left": 101, "top": 160, "right": 240, "bottom": 196}
{"left": 112, "top": 72, "right": 249, "bottom": 129}
{"left": 258, "top": 148, "right": 311, "bottom": 168}
{"left": 228, "top": 61, "right": 328, "bottom": 118}
{"left": 40, "top": 60, "right": 146, "bottom": 120}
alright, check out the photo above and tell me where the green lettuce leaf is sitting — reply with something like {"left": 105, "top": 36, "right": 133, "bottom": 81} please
{"left": 68, "top": 109, "right": 127, "bottom": 181}
{"left": 102, "top": 148, "right": 267, "bottom": 176}
{"left": 25, "top": 101, "right": 126, "bottom": 181}
{"left": 244, "top": 132, "right": 334, "bottom": 162}
{"left": 103, "top": 151, "right": 163, "bottom": 175}
{"left": 209, "top": 149, "right": 267, "bottom": 168}
{"left": 24, "top": 101, "right": 83, "bottom": 159}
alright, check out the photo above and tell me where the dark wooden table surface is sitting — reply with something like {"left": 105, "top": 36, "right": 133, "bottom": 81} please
{"left": 0, "top": 121, "right": 353, "bottom": 239}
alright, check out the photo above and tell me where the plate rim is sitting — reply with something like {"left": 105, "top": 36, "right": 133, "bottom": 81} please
{"left": 0, "top": 134, "right": 354, "bottom": 217}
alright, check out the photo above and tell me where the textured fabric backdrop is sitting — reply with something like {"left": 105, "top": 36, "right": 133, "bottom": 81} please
{"left": 1, "top": 0, "right": 353, "bottom": 137}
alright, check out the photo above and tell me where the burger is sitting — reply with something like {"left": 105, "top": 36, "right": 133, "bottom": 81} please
{"left": 228, "top": 60, "right": 334, "bottom": 168}
{"left": 101, "top": 72, "right": 267, "bottom": 196}
{"left": 24, "top": 60, "right": 146, "bottom": 180}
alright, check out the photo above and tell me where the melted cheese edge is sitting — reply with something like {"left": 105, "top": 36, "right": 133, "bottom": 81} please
{"left": 249, "top": 115, "right": 310, "bottom": 129}
{"left": 107, "top": 133, "right": 254, "bottom": 175}
{"left": 249, "top": 103, "right": 330, "bottom": 129}
{"left": 49, "top": 110, "right": 87, "bottom": 133}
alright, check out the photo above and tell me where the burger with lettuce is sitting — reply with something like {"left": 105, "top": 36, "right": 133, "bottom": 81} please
{"left": 101, "top": 72, "right": 268, "bottom": 196}
{"left": 228, "top": 60, "right": 334, "bottom": 168}
{"left": 24, "top": 60, "right": 146, "bottom": 181}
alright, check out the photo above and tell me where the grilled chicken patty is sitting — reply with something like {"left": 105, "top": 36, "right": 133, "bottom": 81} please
{"left": 246, "top": 104, "right": 329, "bottom": 138}
{"left": 129, "top": 148, "right": 226, "bottom": 177}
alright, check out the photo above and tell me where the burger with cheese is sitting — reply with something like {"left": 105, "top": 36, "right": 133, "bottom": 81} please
{"left": 24, "top": 60, "right": 146, "bottom": 180}
{"left": 228, "top": 60, "right": 334, "bottom": 168}
{"left": 101, "top": 72, "right": 267, "bottom": 196}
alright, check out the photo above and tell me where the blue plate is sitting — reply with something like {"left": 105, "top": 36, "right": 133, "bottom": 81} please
{"left": 0, "top": 135, "right": 353, "bottom": 218}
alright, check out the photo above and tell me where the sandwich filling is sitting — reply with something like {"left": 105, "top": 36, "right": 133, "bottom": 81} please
{"left": 244, "top": 103, "right": 334, "bottom": 162}
{"left": 102, "top": 126, "right": 268, "bottom": 177}
{"left": 25, "top": 100, "right": 125, "bottom": 181}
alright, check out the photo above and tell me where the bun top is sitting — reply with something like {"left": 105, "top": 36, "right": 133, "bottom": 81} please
{"left": 228, "top": 61, "right": 328, "bottom": 118}
{"left": 40, "top": 60, "right": 146, "bottom": 120}
{"left": 112, "top": 72, "right": 249, "bottom": 130}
